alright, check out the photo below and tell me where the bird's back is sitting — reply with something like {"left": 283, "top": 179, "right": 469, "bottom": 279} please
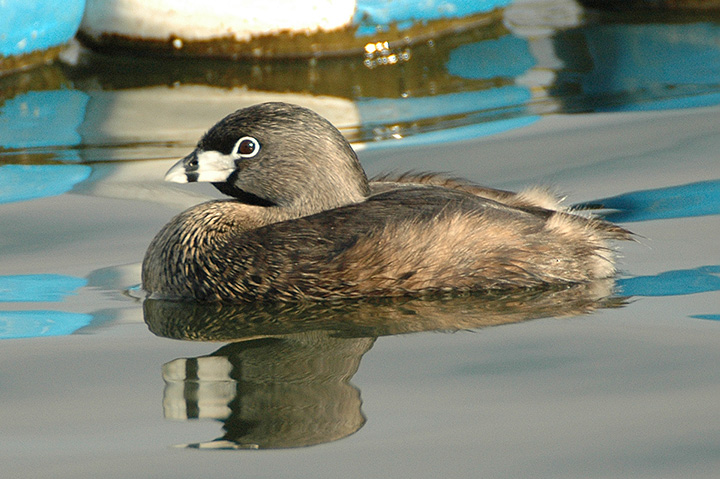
{"left": 149, "top": 186, "right": 629, "bottom": 302}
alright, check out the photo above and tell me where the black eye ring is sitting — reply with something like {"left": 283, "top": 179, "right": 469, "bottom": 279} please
{"left": 231, "top": 136, "right": 260, "bottom": 159}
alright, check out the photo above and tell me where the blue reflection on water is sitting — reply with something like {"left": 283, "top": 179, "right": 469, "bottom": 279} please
{"left": 447, "top": 34, "right": 535, "bottom": 80}
{"left": 580, "top": 179, "right": 720, "bottom": 223}
{"left": 0, "top": 311, "right": 93, "bottom": 339}
{"left": 0, "top": 89, "right": 91, "bottom": 203}
{"left": 0, "top": 164, "right": 92, "bottom": 204}
{"left": 617, "top": 266, "right": 720, "bottom": 297}
{"left": 591, "top": 179, "right": 720, "bottom": 302}
{"left": 0, "top": 274, "right": 88, "bottom": 302}
{"left": 580, "top": 23, "right": 720, "bottom": 93}
{"left": 0, "top": 274, "right": 91, "bottom": 339}
{"left": 558, "top": 22, "right": 720, "bottom": 111}
{"left": 617, "top": 267, "right": 720, "bottom": 321}
{"left": 0, "top": 90, "right": 88, "bottom": 148}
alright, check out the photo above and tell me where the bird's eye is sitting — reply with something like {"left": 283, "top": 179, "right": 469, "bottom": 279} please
{"left": 231, "top": 136, "right": 260, "bottom": 158}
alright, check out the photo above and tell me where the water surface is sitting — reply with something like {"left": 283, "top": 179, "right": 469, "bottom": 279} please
{"left": 2, "top": 5, "right": 720, "bottom": 478}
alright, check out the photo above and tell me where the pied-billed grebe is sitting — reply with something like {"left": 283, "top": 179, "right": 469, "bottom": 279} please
{"left": 142, "top": 102, "right": 631, "bottom": 302}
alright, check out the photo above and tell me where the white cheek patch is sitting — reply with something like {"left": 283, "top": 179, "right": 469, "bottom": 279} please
{"left": 164, "top": 150, "right": 236, "bottom": 183}
{"left": 194, "top": 150, "right": 237, "bottom": 182}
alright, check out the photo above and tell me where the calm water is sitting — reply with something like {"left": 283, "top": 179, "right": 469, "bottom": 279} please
{"left": 2, "top": 5, "right": 720, "bottom": 478}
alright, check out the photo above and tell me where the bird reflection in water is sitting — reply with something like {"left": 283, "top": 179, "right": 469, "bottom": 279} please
{"left": 145, "top": 280, "right": 624, "bottom": 449}
{"left": 161, "top": 332, "right": 371, "bottom": 449}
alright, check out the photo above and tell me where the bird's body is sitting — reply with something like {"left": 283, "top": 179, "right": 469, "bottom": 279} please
{"left": 142, "top": 102, "right": 631, "bottom": 303}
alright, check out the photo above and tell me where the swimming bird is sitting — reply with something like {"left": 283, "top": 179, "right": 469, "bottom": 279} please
{"left": 142, "top": 102, "right": 631, "bottom": 303}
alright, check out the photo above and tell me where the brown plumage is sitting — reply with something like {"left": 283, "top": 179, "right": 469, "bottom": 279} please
{"left": 142, "top": 102, "right": 631, "bottom": 303}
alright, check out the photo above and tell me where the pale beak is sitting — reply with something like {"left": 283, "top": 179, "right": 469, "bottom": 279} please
{"left": 164, "top": 151, "right": 195, "bottom": 183}
{"left": 164, "top": 150, "right": 235, "bottom": 183}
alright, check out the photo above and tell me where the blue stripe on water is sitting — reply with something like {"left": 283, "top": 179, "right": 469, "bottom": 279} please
{"left": 0, "top": 311, "right": 93, "bottom": 339}
{"left": 0, "top": 90, "right": 89, "bottom": 149}
{"left": 616, "top": 266, "right": 720, "bottom": 297}
{"left": 583, "top": 179, "right": 720, "bottom": 223}
{"left": 0, "top": 274, "right": 88, "bottom": 302}
{"left": 0, "top": 164, "right": 92, "bottom": 204}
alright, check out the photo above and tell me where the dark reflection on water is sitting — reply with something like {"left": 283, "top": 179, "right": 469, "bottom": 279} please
{"left": 144, "top": 280, "right": 623, "bottom": 341}
{"left": 146, "top": 281, "right": 624, "bottom": 449}
{"left": 63, "top": 24, "right": 506, "bottom": 100}
{"left": 162, "top": 332, "right": 371, "bottom": 450}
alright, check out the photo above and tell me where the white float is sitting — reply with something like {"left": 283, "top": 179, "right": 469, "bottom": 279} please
{"left": 78, "top": 0, "right": 511, "bottom": 57}
{"left": 79, "top": 0, "right": 357, "bottom": 44}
